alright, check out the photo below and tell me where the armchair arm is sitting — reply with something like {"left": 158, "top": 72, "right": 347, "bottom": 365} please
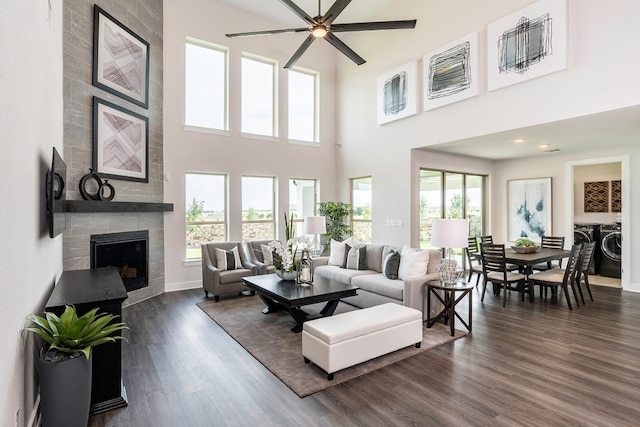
{"left": 202, "top": 262, "right": 221, "bottom": 287}
{"left": 242, "top": 261, "right": 259, "bottom": 275}
{"left": 402, "top": 272, "right": 441, "bottom": 320}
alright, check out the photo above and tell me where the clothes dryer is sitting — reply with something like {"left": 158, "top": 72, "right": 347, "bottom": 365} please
{"left": 600, "top": 223, "right": 621, "bottom": 278}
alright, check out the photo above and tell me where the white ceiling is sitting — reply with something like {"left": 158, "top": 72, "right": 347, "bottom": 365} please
{"left": 217, "top": 0, "right": 640, "bottom": 161}
{"left": 217, "top": 0, "right": 397, "bottom": 27}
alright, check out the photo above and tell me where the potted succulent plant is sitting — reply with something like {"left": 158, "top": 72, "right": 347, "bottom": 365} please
{"left": 23, "top": 305, "right": 128, "bottom": 427}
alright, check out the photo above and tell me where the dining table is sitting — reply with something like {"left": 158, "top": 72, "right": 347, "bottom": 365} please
{"left": 503, "top": 247, "right": 572, "bottom": 275}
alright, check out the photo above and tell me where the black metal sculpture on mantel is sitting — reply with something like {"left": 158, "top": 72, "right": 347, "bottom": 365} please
{"left": 79, "top": 168, "right": 115, "bottom": 201}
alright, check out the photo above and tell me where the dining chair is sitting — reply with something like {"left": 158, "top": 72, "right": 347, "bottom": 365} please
{"left": 480, "top": 235, "right": 494, "bottom": 246}
{"left": 532, "top": 236, "right": 566, "bottom": 272}
{"left": 481, "top": 244, "right": 529, "bottom": 307}
{"left": 528, "top": 243, "right": 583, "bottom": 310}
{"left": 465, "top": 236, "right": 483, "bottom": 288}
{"left": 575, "top": 241, "right": 596, "bottom": 304}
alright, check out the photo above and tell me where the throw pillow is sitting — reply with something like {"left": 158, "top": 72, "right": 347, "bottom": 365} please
{"left": 215, "top": 247, "right": 242, "bottom": 271}
{"left": 398, "top": 245, "right": 429, "bottom": 280}
{"left": 328, "top": 237, "right": 355, "bottom": 265}
{"left": 382, "top": 250, "right": 401, "bottom": 279}
{"left": 260, "top": 244, "right": 273, "bottom": 266}
{"left": 341, "top": 244, "right": 367, "bottom": 270}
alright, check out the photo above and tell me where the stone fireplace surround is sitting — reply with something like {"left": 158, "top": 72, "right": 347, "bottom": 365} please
{"left": 62, "top": 0, "right": 165, "bottom": 306}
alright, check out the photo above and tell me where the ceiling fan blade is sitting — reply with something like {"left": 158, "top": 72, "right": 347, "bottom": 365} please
{"left": 321, "top": 0, "right": 352, "bottom": 25}
{"left": 325, "top": 32, "right": 365, "bottom": 65}
{"left": 277, "top": 0, "right": 317, "bottom": 25}
{"left": 226, "top": 28, "right": 309, "bottom": 38}
{"left": 284, "top": 34, "right": 316, "bottom": 69}
{"left": 330, "top": 20, "right": 417, "bottom": 32}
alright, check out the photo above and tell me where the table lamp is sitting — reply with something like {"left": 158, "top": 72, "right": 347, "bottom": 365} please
{"left": 430, "top": 219, "right": 469, "bottom": 285}
{"left": 304, "top": 216, "right": 326, "bottom": 254}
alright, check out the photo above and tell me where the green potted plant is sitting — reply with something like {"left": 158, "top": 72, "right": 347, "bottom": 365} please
{"left": 23, "top": 305, "right": 128, "bottom": 427}
{"left": 317, "top": 201, "right": 352, "bottom": 255}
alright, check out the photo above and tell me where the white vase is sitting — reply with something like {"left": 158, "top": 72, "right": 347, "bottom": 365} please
{"left": 276, "top": 269, "right": 296, "bottom": 281}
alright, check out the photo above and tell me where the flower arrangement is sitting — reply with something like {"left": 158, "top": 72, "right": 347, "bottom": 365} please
{"left": 269, "top": 212, "right": 309, "bottom": 273}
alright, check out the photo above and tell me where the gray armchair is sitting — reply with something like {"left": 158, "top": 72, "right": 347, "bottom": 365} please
{"left": 245, "top": 240, "right": 277, "bottom": 275}
{"left": 202, "top": 242, "right": 258, "bottom": 301}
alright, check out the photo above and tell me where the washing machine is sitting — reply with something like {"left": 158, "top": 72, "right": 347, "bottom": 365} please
{"left": 574, "top": 223, "right": 601, "bottom": 274}
{"left": 600, "top": 223, "right": 621, "bottom": 278}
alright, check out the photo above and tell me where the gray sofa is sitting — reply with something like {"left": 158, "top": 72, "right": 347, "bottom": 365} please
{"left": 313, "top": 244, "right": 443, "bottom": 320}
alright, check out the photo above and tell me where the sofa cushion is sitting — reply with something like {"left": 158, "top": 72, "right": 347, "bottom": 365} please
{"left": 314, "top": 265, "right": 376, "bottom": 285}
{"left": 382, "top": 250, "right": 401, "bottom": 279}
{"left": 342, "top": 244, "right": 367, "bottom": 270}
{"left": 328, "top": 237, "right": 354, "bottom": 266}
{"left": 363, "top": 244, "right": 384, "bottom": 272}
{"left": 260, "top": 244, "right": 273, "bottom": 265}
{"left": 216, "top": 247, "right": 242, "bottom": 271}
{"left": 351, "top": 274, "right": 404, "bottom": 301}
{"left": 398, "top": 245, "right": 429, "bottom": 279}
{"left": 219, "top": 268, "right": 252, "bottom": 284}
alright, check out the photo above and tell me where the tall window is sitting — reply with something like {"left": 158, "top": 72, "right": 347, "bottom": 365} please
{"left": 288, "top": 69, "right": 318, "bottom": 142}
{"left": 419, "top": 169, "right": 486, "bottom": 254}
{"left": 184, "top": 38, "right": 227, "bottom": 130}
{"left": 289, "top": 178, "right": 317, "bottom": 236}
{"left": 241, "top": 55, "right": 277, "bottom": 137}
{"left": 242, "top": 176, "right": 275, "bottom": 241}
{"left": 351, "top": 177, "right": 372, "bottom": 243}
{"left": 185, "top": 173, "right": 227, "bottom": 259}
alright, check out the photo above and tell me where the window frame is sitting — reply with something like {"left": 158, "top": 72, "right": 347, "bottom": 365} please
{"left": 289, "top": 178, "right": 318, "bottom": 234}
{"left": 185, "top": 172, "right": 228, "bottom": 259}
{"left": 240, "top": 52, "right": 278, "bottom": 139}
{"left": 287, "top": 67, "right": 319, "bottom": 144}
{"left": 351, "top": 176, "right": 373, "bottom": 244}
{"left": 184, "top": 37, "right": 229, "bottom": 133}
{"left": 241, "top": 175, "right": 276, "bottom": 242}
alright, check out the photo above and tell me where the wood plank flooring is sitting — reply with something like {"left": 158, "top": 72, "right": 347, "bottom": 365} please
{"left": 89, "top": 283, "right": 640, "bottom": 426}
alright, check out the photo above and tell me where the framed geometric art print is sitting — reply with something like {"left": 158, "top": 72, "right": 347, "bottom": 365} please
{"left": 93, "top": 97, "right": 149, "bottom": 183}
{"left": 93, "top": 5, "right": 150, "bottom": 108}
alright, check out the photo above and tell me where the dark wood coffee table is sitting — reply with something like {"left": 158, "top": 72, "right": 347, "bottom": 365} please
{"left": 243, "top": 274, "right": 359, "bottom": 332}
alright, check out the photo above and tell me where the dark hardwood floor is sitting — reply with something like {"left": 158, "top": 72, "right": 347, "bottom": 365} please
{"left": 89, "top": 282, "right": 640, "bottom": 426}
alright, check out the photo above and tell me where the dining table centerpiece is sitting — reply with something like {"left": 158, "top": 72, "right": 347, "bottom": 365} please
{"left": 511, "top": 238, "right": 540, "bottom": 253}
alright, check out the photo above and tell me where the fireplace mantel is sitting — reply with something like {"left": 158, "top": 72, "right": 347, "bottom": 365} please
{"left": 65, "top": 200, "right": 173, "bottom": 213}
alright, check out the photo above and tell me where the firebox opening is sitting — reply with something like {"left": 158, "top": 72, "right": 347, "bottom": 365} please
{"left": 91, "top": 230, "right": 149, "bottom": 293}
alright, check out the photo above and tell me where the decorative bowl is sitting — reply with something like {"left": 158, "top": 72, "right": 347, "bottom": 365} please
{"left": 511, "top": 245, "right": 540, "bottom": 254}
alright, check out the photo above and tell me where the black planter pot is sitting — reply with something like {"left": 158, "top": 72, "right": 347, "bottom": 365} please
{"left": 39, "top": 352, "right": 92, "bottom": 427}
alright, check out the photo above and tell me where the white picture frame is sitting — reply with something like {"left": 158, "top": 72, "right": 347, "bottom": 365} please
{"left": 423, "top": 32, "right": 479, "bottom": 111}
{"left": 487, "top": 0, "right": 567, "bottom": 92}
{"left": 376, "top": 60, "right": 418, "bottom": 125}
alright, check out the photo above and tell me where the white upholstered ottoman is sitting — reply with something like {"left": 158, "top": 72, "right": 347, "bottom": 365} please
{"left": 302, "top": 303, "right": 423, "bottom": 380}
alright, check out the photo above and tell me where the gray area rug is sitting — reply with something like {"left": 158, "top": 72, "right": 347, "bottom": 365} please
{"left": 197, "top": 296, "right": 465, "bottom": 397}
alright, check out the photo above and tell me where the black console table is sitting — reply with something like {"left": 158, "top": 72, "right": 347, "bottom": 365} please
{"left": 45, "top": 267, "right": 129, "bottom": 415}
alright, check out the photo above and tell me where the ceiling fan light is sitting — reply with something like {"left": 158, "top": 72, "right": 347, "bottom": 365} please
{"left": 312, "top": 26, "right": 327, "bottom": 38}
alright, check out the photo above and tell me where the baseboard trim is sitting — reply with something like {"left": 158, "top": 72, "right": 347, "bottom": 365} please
{"left": 165, "top": 280, "right": 200, "bottom": 293}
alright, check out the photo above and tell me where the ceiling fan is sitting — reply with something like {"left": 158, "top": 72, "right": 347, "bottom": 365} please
{"left": 225, "top": 0, "right": 417, "bottom": 68}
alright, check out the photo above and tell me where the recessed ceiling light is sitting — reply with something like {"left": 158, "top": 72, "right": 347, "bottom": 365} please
{"left": 539, "top": 144, "right": 551, "bottom": 149}
{"left": 513, "top": 139, "right": 525, "bottom": 143}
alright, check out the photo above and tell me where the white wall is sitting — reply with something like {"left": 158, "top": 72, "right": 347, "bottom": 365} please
{"left": 0, "top": 1, "right": 63, "bottom": 425}
{"left": 163, "top": 0, "right": 339, "bottom": 290}
{"left": 573, "top": 163, "right": 621, "bottom": 224}
{"left": 335, "top": 0, "right": 640, "bottom": 290}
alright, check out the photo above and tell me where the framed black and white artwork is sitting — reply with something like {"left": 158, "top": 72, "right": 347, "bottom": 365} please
{"left": 487, "top": 0, "right": 567, "bottom": 92}
{"left": 423, "top": 32, "right": 479, "bottom": 111}
{"left": 93, "top": 5, "right": 150, "bottom": 108}
{"left": 376, "top": 60, "right": 418, "bottom": 125}
{"left": 93, "top": 97, "right": 149, "bottom": 183}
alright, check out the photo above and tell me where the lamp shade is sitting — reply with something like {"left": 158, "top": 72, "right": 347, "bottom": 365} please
{"left": 430, "top": 219, "right": 469, "bottom": 248}
{"left": 303, "top": 216, "right": 326, "bottom": 235}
